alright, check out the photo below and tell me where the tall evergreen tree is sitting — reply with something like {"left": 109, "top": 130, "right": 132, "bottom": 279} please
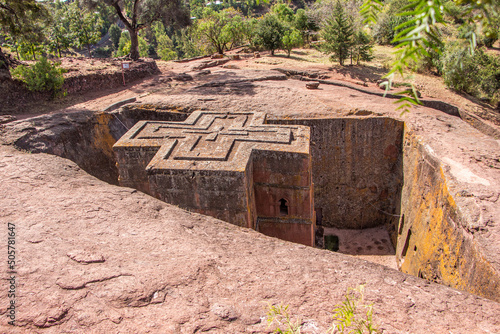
{"left": 321, "top": 1, "right": 353, "bottom": 66}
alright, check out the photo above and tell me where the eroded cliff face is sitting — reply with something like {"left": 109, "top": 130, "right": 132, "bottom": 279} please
{"left": 398, "top": 131, "right": 500, "bottom": 301}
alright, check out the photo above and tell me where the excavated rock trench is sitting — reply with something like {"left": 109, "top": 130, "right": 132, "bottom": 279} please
{"left": 4, "top": 105, "right": 500, "bottom": 303}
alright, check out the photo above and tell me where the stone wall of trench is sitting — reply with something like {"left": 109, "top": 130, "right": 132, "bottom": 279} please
{"left": 398, "top": 131, "right": 500, "bottom": 302}
{"left": 269, "top": 117, "right": 404, "bottom": 232}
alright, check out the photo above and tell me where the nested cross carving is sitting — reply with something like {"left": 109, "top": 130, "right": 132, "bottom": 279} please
{"left": 122, "top": 112, "right": 294, "bottom": 166}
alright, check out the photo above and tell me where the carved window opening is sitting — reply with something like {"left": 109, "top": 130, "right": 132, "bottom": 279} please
{"left": 279, "top": 198, "right": 289, "bottom": 216}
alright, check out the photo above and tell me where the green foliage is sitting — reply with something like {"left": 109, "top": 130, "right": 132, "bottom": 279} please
{"left": 196, "top": 8, "right": 243, "bottom": 54}
{"left": 11, "top": 57, "right": 64, "bottom": 95}
{"left": 44, "top": 2, "right": 72, "bottom": 58}
{"left": 176, "top": 27, "right": 205, "bottom": 58}
{"left": 442, "top": 42, "right": 500, "bottom": 104}
{"left": 154, "top": 22, "right": 177, "bottom": 60}
{"left": 271, "top": 3, "right": 295, "bottom": 23}
{"left": 372, "top": 0, "right": 411, "bottom": 45}
{"left": 481, "top": 27, "right": 499, "bottom": 47}
{"left": 138, "top": 36, "right": 149, "bottom": 57}
{"left": 443, "top": 0, "right": 464, "bottom": 24}
{"left": 361, "top": 0, "right": 500, "bottom": 112}
{"left": 242, "top": 17, "right": 259, "bottom": 46}
{"left": 109, "top": 24, "right": 122, "bottom": 49}
{"left": 360, "top": 0, "right": 384, "bottom": 25}
{"left": 67, "top": 3, "right": 103, "bottom": 58}
{"left": 116, "top": 31, "right": 147, "bottom": 58}
{"left": 321, "top": 1, "right": 354, "bottom": 66}
{"left": 266, "top": 303, "right": 302, "bottom": 334}
{"left": 282, "top": 28, "right": 303, "bottom": 56}
{"left": 255, "top": 13, "right": 286, "bottom": 55}
{"left": 92, "top": 46, "right": 113, "bottom": 58}
{"left": 350, "top": 30, "right": 374, "bottom": 64}
{"left": 117, "top": 30, "right": 131, "bottom": 56}
{"left": 0, "top": 0, "right": 49, "bottom": 38}
{"left": 328, "top": 285, "right": 381, "bottom": 334}
{"left": 80, "top": 0, "right": 191, "bottom": 60}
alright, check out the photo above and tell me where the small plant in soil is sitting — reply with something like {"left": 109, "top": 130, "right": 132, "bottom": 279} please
{"left": 328, "top": 285, "right": 381, "bottom": 334}
{"left": 266, "top": 302, "right": 302, "bottom": 334}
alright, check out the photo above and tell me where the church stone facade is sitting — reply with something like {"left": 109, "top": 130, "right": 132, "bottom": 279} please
{"left": 113, "top": 111, "right": 315, "bottom": 246}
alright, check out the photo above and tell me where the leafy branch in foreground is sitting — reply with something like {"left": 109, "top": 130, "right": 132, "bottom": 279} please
{"left": 328, "top": 285, "right": 381, "bottom": 334}
{"left": 360, "top": 0, "right": 384, "bottom": 25}
{"left": 360, "top": 0, "right": 500, "bottom": 113}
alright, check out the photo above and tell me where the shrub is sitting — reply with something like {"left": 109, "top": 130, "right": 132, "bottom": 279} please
{"left": 481, "top": 27, "right": 499, "bottom": 48}
{"left": 441, "top": 42, "right": 500, "bottom": 104}
{"left": 11, "top": 57, "right": 65, "bottom": 95}
{"left": 372, "top": 0, "right": 411, "bottom": 45}
{"left": 266, "top": 303, "right": 301, "bottom": 334}
{"left": 116, "top": 30, "right": 131, "bottom": 57}
{"left": 92, "top": 46, "right": 113, "bottom": 58}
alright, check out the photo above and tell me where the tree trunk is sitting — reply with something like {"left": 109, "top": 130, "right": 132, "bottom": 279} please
{"left": 87, "top": 44, "right": 92, "bottom": 58}
{"left": 129, "top": 29, "right": 140, "bottom": 60}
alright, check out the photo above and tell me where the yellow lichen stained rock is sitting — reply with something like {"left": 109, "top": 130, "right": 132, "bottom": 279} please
{"left": 398, "top": 132, "right": 500, "bottom": 302}
{"left": 91, "top": 112, "right": 117, "bottom": 159}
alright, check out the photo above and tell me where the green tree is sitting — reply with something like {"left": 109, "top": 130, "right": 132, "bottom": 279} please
{"left": 241, "top": 17, "right": 258, "bottom": 46}
{"left": 271, "top": 2, "right": 295, "bottom": 23}
{"left": 116, "top": 30, "right": 130, "bottom": 56}
{"left": 321, "top": 1, "right": 354, "bottom": 66}
{"left": 255, "top": 13, "right": 285, "bottom": 55}
{"left": 282, "top": 28, "right": 302, "bottom": 57}
{"left": 152, "top": 22, "right": 176, "bottom": 60}
{"left": 0, "top": 0, "right": 49, "bottom": 73}
{"left": 68, "top": 2, "right": 103, "bottom": 58}
{"left": 196, "top": 8, "right": 243, "bottom": 54}
{"left": 45, "top": 2, "right": 72, "bottom": 58}
{"left": 294, "top": 8, "right": 311, "bottom": 42}
{"left": 350, "top": 30, "right": 374, "bottom": 65}
{"left": 108, "top": 23, "right": 122, "bottom": 48}
{"left": 157, "top": 34, "right": 177, "bottom": 60}
{"left": 361, "top": 0, "right": 500, "bottom": 111}
{"left": 441, "top": 42, "right": 500, "bottom": 105}
{"left": 80, "top": 0, "right": 191, "bottom": 61}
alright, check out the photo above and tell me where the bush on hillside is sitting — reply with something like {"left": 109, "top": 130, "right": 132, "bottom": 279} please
{"left": 441, "top": 42, "right": 500, "bottom": 106}
{"left": 11, "top": 57, "right": 65, "bottom": 96}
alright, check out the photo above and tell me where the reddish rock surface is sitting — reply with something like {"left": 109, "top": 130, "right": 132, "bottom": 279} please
{"left": 0, "top": 145, "right": 500, "bottom": 333}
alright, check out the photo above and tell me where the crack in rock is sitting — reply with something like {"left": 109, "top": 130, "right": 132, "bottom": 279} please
{"left": 56, "top": 274, "right": 131, "bottom": 290}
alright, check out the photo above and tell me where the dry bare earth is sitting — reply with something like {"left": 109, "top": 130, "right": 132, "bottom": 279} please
{"left": 1, "top": 53, "right": 500, "bottom": 333}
